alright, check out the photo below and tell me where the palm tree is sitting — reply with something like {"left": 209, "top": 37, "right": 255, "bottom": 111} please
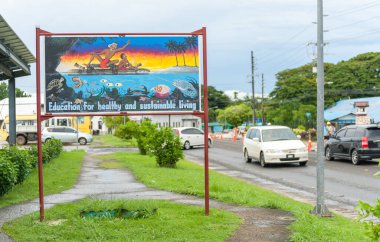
{"left": 185, "top": 36, "right": 198, "bottom": 67}
{"left": 177, "top": 42, "right": 187, "bottom": 66}
{"left": 165, "top": 40, "right": 179, "bottom": 66}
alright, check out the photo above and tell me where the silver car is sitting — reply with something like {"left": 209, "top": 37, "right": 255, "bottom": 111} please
{"left": 42, "top": 127, "right": 93, "bottom": 145}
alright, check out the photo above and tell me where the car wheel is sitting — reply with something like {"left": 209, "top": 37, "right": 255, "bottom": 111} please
{"left": 44, "top": 138, "right": 51, "bottom": 143}
{"left": 16, "top": 135, "right": 27, "bottom": 145}
{"left": 244, "top": 149, "right": 252, "bottom": 163}
{"left": 351, "top": 149, "right": 360, "bottom": 165}
{"left": 79, "top": 137, "right": 87, "bottom": 145}
{"left": 260, "top": 152, "right": 267, "bottom": 167}
{"left": 299, "top": 161, "right": 307, "bottom": 166}
{"left": 325, "top": 146, "right": 334, "bottom": 161}
{"left": 184, "top": 141, "right": 191, "bottom": 150}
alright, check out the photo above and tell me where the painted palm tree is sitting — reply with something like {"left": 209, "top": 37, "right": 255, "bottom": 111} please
{"left": 177, "top": 42, "right": 187, "bottom": 66}
{"left": 185, "top": 36, "right": 198, "bottom": 67}
{"left": 165, "top": 40, "right": 179, "bottom": 66}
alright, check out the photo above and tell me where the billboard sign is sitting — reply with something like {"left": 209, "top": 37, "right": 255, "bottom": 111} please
{"left": 44, "top": 36, "right": 200, "bottom": 113}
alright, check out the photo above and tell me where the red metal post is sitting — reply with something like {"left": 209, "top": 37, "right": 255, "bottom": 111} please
{"left": 202, "top": 27, "right": 209, "bottom": 216}
{"left": 36, "top": 27, "right": 45, "bottom": 222}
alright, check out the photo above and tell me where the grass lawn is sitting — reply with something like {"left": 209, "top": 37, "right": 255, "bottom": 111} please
{"left": 3, "top": 198, "right": 241, "bottom": 242}
{"left": 96, "top": 152, "right": 368, "bottom": 242}
{"left": 0, "top": 150, "right": 86, "bottom": 209}
{"left": 92, "top": 134, "right": 137, "bottom": 148}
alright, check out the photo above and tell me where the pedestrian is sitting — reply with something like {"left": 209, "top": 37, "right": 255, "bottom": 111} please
{"left": 324, "top": 122, "right": 329, "bottom": 139}
{"left": 327, "top": 122, "right": 335, "bottom": 138}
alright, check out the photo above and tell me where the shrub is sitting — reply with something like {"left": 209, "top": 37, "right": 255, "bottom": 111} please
{"left": 6, "top": 146, "right": 33, "bottom": 184}
{"left": 0, "top": 139, "right": 64, "bottom": 197}
{"left": 148, "top": 127, "right": 183, "bottom": 168}
{"left": 28, "top": 145, "right": 38, "bottom": 168}
{"left": 115, "top": 121, "right": 139, "bottom": 140}
{"left": 357, "top": 161, "right": 380, "bottom": 241}
{"left": 0, "top": 154, "right": 17, "bottom": 196}
{"left": 44, "top": 138, "right": 63, "bottom": 160}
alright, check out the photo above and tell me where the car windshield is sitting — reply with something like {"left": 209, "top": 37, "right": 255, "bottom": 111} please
{"left": 262, "top": 128, "right": 298, "bottom": 142}
{"left": 367, "top": 128, "right": 380, "bottom": 137}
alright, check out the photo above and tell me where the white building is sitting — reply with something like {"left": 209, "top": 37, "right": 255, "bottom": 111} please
{"left": 0, "top": 96, "right": 38, "bottom": 120}
{"left": 131, "top": 114, "right": 201, "bottom": 128}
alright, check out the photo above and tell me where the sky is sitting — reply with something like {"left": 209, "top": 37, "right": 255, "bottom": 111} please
{"left": 1, "top": 0, "right": 380, "bottom": 96}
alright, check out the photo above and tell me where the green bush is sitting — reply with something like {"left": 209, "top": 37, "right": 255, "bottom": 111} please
{"left": 357, "top": 160, "right": 380, "bottom": 240}
{"left": 148, "top": 127, "right": 183, "bottom": 168}
{"left": 44, "top": 138, "right": 63, "bottom": 160}
{"left": 0, "top": 154, "right": 17, "bottom": 196}
{"left": 28, "top": 145, "right": 38, "bottom": 168}
{"left": 116, "top": 120, "right": 157, "bottom": 155}
{"left": 137, "top": 120, "right": 158, "bottom": 155}
{"left": 115, "top": 121, "right": 139, "bottom": 140}
{"left": 0, "top": 139, "right": 64, "bottom": 197}
{"left": 6, "top": 146, "right": 33, "bottom": 184}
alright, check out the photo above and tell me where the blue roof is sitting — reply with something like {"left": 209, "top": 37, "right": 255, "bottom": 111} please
{"left": 324, "top": 96, "right": 380, "bottom": 122}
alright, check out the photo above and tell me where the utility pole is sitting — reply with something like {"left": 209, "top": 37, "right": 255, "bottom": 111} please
{"left": 251, "top": 51, "right": 255, "bottom": 126}
{"left": 311, "top": 0, "right": 331, "bottom": 217}
{"left": 261, "top": 73, "right": 265, "bottom": 125}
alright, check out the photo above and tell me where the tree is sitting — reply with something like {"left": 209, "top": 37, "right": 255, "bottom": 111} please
{"left": 217, "top": 103, "right": 252, "bottom": 127}
{"left": 177, "top": 42, "right": 187, "bottom": 66}
{"left": 165, "top": 40, "right": 179, "bottom": 66}
{"left": 185, "top": 36, "right": 198, "bottom": 67}
{"left": 102, "top": 116, "right": 129, "bottom": 132}
{"left": 0, "top": 82, "right": 31, "bottom": 100}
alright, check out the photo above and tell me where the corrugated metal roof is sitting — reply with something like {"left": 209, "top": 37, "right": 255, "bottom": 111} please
{"left": 0, "top": 14, "right": 35, "bottom": 80}
{"left": 324, "top": 97, "right": 380, "bottom": 122}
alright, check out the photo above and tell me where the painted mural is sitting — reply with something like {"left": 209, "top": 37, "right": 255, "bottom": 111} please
{"left": 44, "top": 36, "right": 200, "bottom": 113}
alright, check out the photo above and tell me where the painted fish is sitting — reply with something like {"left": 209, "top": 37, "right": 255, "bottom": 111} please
{"left": 115, "top": 83, "right": 123, "bottom": 87}
{"left": 100, "top": 79, "right": 108, "bottom": 83}
{"left": 151, "top": 84, "right": 170, "bottom": 98}
{"left": 72, "top": 77, "right": 83, "bottom": 88}
{"left": 47, "top": 77, "right": 64, "bottom": 91}
{"left": 173, "top": 80, "right": 198, "bottom": 99}
{"left": 106, "top": 83, "right": 114, "bottom": 87}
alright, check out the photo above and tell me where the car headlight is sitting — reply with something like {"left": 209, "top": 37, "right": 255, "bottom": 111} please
{"left": 265, "top": 149, "right": 282, "bottom": 154}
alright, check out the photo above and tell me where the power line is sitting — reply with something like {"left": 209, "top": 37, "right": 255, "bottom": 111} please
{"left": 256, "top": 26, "right": 312, "bottom": 63}
{"left": 329, "top": 15, "right": 380, "bottom": 31}
{"left": 327, "top": 1, "right": 380, "bottom": 19}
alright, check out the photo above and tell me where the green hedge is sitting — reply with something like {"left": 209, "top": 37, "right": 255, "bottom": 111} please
{"left": 0, "top": 139, "right": 63, "bottom": 197}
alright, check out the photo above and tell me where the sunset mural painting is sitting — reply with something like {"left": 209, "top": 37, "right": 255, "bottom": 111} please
{"left": 45, "top": 36, "right": 200, "bottom": 113}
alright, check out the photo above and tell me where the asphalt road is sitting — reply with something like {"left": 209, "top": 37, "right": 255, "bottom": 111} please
{"left": 185, "top": 139, "right": 380, "bottom": 217}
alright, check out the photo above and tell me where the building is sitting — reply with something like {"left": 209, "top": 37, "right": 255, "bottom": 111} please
{"left": 131, "top": 114, "right": 201, "bottom": 129}
{"left": 324, "top": 97, "right": 380, "bottom": 128}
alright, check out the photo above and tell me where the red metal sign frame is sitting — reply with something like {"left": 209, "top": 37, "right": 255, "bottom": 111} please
{"left": 36, "top": 28, "right": 209, "bottom": 221}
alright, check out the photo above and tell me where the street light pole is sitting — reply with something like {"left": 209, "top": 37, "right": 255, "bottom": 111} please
{"left": 311, "top": 0, "right": 331, "bottom": 217}
{"left": 251, "top": 51, "right": 255, "bottom": 126}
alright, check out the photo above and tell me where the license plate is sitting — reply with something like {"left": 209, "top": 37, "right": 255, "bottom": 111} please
{"left": 286, "top": 154, "right": 295, "bottom": 158}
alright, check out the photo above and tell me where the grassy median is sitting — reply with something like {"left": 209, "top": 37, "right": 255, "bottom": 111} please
{"left": 95, "top": 152, "right": 367, "bottom": 242}
{"left": 3, "top": 198, "right": 241, "bottom": 242}
{"left": 0, "top": 150, "right": 86, "bottom": 208}
{"left": 92, "top": 134, "right": 137, "bottom": 148}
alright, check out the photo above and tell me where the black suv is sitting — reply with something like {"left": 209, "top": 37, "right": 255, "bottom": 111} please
{"left": 325, "top": 124, "right": 380, "bottom": 165}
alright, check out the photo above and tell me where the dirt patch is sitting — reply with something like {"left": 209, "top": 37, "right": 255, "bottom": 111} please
{"left": 226, "top": 207, "right": 294, "bottom": 242}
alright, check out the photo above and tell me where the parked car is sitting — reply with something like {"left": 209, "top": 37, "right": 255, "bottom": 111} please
{"left": 243, "top": 126, "right": 308, "bottom": 167}
{"left": 173, "top": 127, "right": 212, "bottom": 150}
{"left": 325, "top": 124, "right": 380, "bottom": 165}
{"left": 42, "top": 127, "right": 93, "bottom": 145}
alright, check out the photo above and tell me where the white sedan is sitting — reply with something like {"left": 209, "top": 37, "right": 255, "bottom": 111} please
{"left": 42, "top": 127, "right": 93, "bottom": 145}
{"left": 173, "top": 127, "right": 212, "bottom": 150}
{"left": 243, "top": 126, "right": 308, "bottom": 167}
